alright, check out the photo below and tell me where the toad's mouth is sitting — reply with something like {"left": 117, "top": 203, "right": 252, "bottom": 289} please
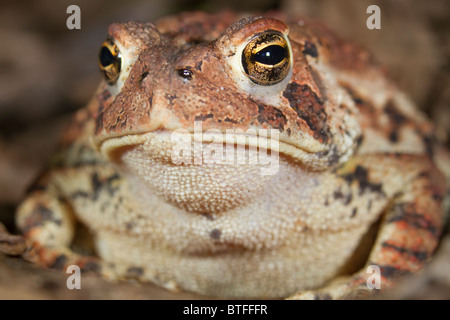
{"left": 95, "top": 128, "right": 330, "bottom": 170}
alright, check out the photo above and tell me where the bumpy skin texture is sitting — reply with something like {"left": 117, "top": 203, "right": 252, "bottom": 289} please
{"left": 16, "top": 11, "right": 449, "bottom": 299}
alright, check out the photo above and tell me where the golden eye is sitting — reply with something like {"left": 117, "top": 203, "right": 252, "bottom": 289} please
{"left": 98, "top": 39, "right": 121, "bottom": 84}
{"left": 241, "top": 31, "right": 290, "bottom": 86}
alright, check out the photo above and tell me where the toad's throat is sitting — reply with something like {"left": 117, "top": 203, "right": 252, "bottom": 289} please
{"left": 110, "top": 131, "right": 284, "bottom": 213}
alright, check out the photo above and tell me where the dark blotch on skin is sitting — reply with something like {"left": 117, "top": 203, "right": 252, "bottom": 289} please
{"left": 432, "top": 192, "right": 443, "bottom": 201}
{"left": 384, "top": 100, "right": 407, "bottom": 126}
{"left": 342, "top": 85, "right": 364, "bottom": 105}
{"left": 422, "top": 135, "right": 434, "bottom": 158}
{"left": 351, "top": 208, "right": 358, "bottom": 218}
{"left": 388, "top": 202, "right": 438, "bottom": 237}
{"left": 50, "top": 255, "right": 67, "bottom": 269}
{"left": 333, "top": 190, "right": 344, "bottom": 199}
{"left": 315, "top": 150, "right": 329, "bottom": 158}
{"left": 283, "top": 83, "right": 330, "bottom": 143}
{"left": 201, "top": 213, "right": 214, "bottom": 221}
{"left": 83, "top": 261, "right": 101, "bottom": 272}
{"left": 71, "top": 191, "right": 90, "bottom": 199}
{"left": 195, "top": 113, "right": 214, "bottom": 121}
{"left": 224, "top": 117, "right": 238, "bottom": 124}
{"left": 344, "top": 193, "right": 353, "bottom": 205}
{"left": 256, "top": 104, "right": 287, "bottom": 132}
{"left": 341, "top": 165, "right": 384, "bottom": 196}
{"left": 22, "top": 204, "right": 62, "bottom": 233}
{"left": 210, "top": 228, "right": 222, "bottom": 240}
{"left": 388, "top": 130, "right": 399, "bottom": 143}
{"left": 127, "top": 267, "right": 144, "bottom": 277}
{"left": 37, "top": 205, "right": 61, "bottom": 224}
{"left": 126, "top": 222, "right": 134, "bottom": 230}
{"left": 106, "top": 174, "right": 120, "bottom": 195}
{"left": 196, "top": 60, "right": 203, "bottom": 71}
{"left": 148, "top": 93, "right": 153, "bottom": 110}
{"left": 333, "top": 189, "right": 352, "bottom": 205}
{"left": 382, "top": 241, "right": 429, "bottom": 262}
{"left": 355, "top": 135, "right": 364, "bottom": 148}
{"left": 384, "top": 101, "right": 409, "bottom": 144}
{"left": 302, "top": 41, "right": 319, "bottom": 58}
{"left": 166, "top": 93, "right": 177, "bottom": 104}
{"left": 90, "top": 173, "right": 121, "bottom": 201}
{"left": 91, "top": 173, "right": 102, "bottom": 201}
{"left": 316, "top": 146, "right": 341, "bottom": 166}
{"left": 327, "top": 146, "right": 341, "bottom": 166}
{"left": 378, "top": 264, "right": 411, "bottom": 279}
{"left": 417, "top": 171, "right": 429, "bottom": 178}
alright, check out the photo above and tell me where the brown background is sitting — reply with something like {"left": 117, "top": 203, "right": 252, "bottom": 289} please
{"left": 0, "top": 0, "right": 449, "bottom": 299}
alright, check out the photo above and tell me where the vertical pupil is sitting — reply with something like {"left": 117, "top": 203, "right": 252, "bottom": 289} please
{"left": 99, "top": 46, "right": 115, "bottom": 67}
{"left": 254, "top": 45, "right": 286, "bottom": 65}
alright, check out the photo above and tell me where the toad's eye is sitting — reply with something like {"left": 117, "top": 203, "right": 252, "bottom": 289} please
{"left": 98, "top": 40, "right": 122, "bottom": 84}
{"left": 241, "top": 31, "right": 290, "bottom": 86}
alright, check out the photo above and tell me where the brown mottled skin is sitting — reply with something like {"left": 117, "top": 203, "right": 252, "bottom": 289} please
{"left": 15, "top": 11, "right": 449, "bottom": 299}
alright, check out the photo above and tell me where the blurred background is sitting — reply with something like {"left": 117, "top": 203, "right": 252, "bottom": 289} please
{"left": 0, "top": 0, "right": 449, "bottom": 299}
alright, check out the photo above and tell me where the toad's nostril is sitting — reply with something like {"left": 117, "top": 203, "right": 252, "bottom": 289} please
{"left": 177, "top": 68, "right": 193, "bottom": 80}
{"left": 139, "top": 71, "right": 149, "bottom": 84}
